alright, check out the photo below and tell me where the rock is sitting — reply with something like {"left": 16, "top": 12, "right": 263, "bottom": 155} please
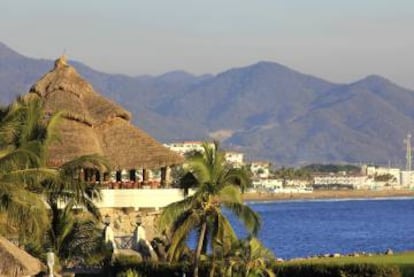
{"left": 330, "top": 253, "right": 341, "bottom": 258}
{"left": 385, "top": 248, "right": 393, "bottom": 255}
{"left": 276, "top": 258, "right": 284, "bottom": 263}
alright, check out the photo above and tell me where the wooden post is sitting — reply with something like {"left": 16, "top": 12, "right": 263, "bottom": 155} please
{"left": 116, "top": 170, "right": 122, "bottom": 182}
{"left": 79, "top": 168, "right": 85, "bottom": 182}
{"left": 95, "top": 170, "right": 101, "bottom": 183}
{"left": 103, "top": 172, "right": 109, "bottom": 182}
{"left": 161, "top": 167, "right": 171, "bottom": 187}
{"left": 142, "top": 169, "right": 148, "bottom": 186}
{"left": 130, "top": 169, "right": 136, "bottom": 182}
{"left": 161, "top": 167, "right": 166, "bottom": 187}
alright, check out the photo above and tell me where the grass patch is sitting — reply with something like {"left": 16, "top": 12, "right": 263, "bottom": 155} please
{"left": 284, "top": 252, "right": 414, "bottom": 277}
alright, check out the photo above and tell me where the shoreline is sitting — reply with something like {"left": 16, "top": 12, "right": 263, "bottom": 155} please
{"left": 242, "top": 189, "right": 414, "bottom": 202}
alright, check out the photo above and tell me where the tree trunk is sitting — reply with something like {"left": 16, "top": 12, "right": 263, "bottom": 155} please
{"left": 194, "top": 221, "right": 207, "bottom": 277}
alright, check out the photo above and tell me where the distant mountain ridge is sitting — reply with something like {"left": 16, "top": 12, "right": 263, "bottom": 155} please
{"left": 1, "top": 41, "right": 413, "bottom": 166}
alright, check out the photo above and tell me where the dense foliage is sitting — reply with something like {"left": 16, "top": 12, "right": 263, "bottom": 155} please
{"left": 272, "top": 167, "right": 312, "bottom": 181}
{"left": 301, "top": 164, "right": 361, "bottom": 174}
{"left": 0, "top": 96, "right": 110, "bottom": 267}
{"left": 374, "top": 173, "right": 395, "bottom": 182}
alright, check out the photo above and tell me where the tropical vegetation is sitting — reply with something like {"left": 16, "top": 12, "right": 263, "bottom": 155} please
{"left": 221, "top": 237, "right": 275, "bottom": 277}
{"left": 158, "top": 142, "right": 263, "bottom": 277}
{"left": 0, "top": 96, "right": 110, "bottom": 266}
{"left": 0, "top": 96, "right": 275, "bottom": 276}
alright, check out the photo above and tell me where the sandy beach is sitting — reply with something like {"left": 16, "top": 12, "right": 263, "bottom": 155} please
{"left": 242, "top": 189, "right": 414, "bottom": 202}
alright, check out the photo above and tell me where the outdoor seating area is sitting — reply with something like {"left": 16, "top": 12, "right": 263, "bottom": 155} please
{"left": 103, "top": 180, "right": 161, "bottom": 189}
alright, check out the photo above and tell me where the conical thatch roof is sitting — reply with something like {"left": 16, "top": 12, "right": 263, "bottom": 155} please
{"left": 28, "top": 56, "right": 183, "bottom": 170}
{"left": 0, "top": 236, "right": 45, "bottom": 276}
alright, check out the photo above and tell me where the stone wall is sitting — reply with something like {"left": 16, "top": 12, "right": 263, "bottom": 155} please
{"left": 100, "top": 208, "right": 161, "bottom": 240}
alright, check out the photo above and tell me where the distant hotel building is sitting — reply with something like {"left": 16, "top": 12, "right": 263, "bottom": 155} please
{"left": 164, "top": 141, "right": 210, "bottom": 156}
{"left": 250, "top": 161, "right": 271, "bottom": 179}
{"left": 400, "top": 170, "right": 414, "bottom": 187}
{"left": 313, "top": 164, "right": 414, "bottom": 189}
{"left": 225, "top": 151, "right": 244, "bottom": 167}
{"left": 164, "top": 141, "right": 244, "bottom": 166}
{"left": 313, "top": 174, "right": 374, "bottom": 189}
{"left": 363, "top": 165, "right": 401, "bottom": 185}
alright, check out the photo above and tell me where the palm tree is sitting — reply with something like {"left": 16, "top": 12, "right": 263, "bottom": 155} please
{"left": 159, "top": 142, "right": 261, "bottom": 277}
{"left": 42, "top": 154, "right": 109, "bottom": 264}
{"left": 0, "top": 96, "right": 110, "bottom": 261}
{"left": 224, "top": 237, "right": 275, "bottom": 277}
{"left": 0, "top": 97, "right": 57, "bottom": 243}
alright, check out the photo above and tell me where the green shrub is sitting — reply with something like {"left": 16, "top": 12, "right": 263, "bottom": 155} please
{"left": 112, "top": 254, "right": 142, "bottom": 267}
{"left": 111, "top": 261, "right": 401, "bottom": 277}
{"left": 273, "top": 263, "right": 401, "bottom": 277}
{"left": 116, "top": 269, "right": 142, "bottom": 277}
{"left": 111, "top": 261, "right": 205, "bottom": 277}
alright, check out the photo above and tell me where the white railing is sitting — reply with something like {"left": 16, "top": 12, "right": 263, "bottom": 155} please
{"left": 95, "top": 188, "right": 188, "bottom": 209}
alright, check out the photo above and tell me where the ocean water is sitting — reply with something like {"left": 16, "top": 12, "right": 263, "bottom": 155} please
{"left": 228, "top": 198, "right": 414, "bottom": 259}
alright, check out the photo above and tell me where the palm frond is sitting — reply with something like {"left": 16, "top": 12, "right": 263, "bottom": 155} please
{"left": 218, "top": 185, "right": 242, "bottom": 204}
{"left": 4, "top": 168, "right": 58, "bottom": 188}
{"left": 223, "top": 202, "right": 261, "bottom": 235}
{"left": 158, "top": 196, "right": 194, "bottom": 230}
{"left": 43, "top": 111, "right": 63, "bottom": 148}
{"left": 223, "top": 167, "right": 250, "bottom": 192}
{"left": 0, "top": 147, "right": 42, "bottom": 173}
{"left": 186, "top": 155, "right": 210, "bottom": 185}
{"left": 214, "top": 212, "right": 237, "bottom": 255}
{"left": 167, "top": 211, "right": 201, "bottom": 261}
{"left": 248, "top": 237, "right": 275, "bottom": 261}
{"left": 0, "top": 182, "right": 49, "bottom": 242}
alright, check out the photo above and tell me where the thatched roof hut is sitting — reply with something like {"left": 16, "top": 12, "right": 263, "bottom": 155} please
{"left": 28, "top": 56, "right": 183, "bottom": 170}
{"left": 0, "top": 236, "right": 45, "bottom": 276}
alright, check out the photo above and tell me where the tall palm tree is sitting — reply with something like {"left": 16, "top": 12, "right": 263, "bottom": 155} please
{"left": 159, "top": 142, "right": 261, "bottom": 277}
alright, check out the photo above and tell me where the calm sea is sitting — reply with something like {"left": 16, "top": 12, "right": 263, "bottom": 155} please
{"left": 229, "top": 198, "right": 414, "bottom": 259}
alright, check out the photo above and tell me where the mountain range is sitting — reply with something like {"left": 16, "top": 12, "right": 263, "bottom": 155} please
{"left": 1, "top": 41, "right": 413, "bottom": 166}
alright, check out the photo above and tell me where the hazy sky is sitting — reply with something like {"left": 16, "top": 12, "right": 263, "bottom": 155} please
{"left": 1, "top": 0, "right": 414, "bottom": 88}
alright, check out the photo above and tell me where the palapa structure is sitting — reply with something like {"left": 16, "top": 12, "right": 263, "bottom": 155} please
{"left": 0, "top": 236, "right": 45, "bottom": 277}
{"left": 27, "top": 56, "right": 183, "bottom": 186}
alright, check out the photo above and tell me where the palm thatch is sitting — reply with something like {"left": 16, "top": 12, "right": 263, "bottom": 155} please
{"left": 26, "top": 56, "right": 183, "bottom": 170}
{"left": 0, "top": 236, "right": 45, "bottom": 276}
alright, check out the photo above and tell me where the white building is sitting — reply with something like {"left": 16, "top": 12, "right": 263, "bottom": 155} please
{"left": 225, "top": 151, "right": 244, "bottom": 167}
{"left": 314, "top": 174, "right": 375, "bottom": 189}
{"left": 363, "top": 165, "right": 401, "bottom": 185}
{"left": 165, "top": 142, "right": 245, "bottom": 168}
{"left": 252, "top": 178, "right": 283, "bottom": 190}
{"left": 250, "top": 161, "right": 271, "bottom": 179}
{"left": 164, "top": 141, "right": 214, "bottom": 156}
{"left": 400, "top": 170, "right": 414, "bottom": 188}
{"left": 285, "top": 179, "right": 311, "bottom": 187}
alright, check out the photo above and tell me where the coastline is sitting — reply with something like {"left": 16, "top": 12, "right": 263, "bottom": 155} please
{"left": 242, "top": 189, "right": 414, "bottom": 202}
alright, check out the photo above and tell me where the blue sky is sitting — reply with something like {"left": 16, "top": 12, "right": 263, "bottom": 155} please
{"left": 1, "top": 0, "right": 414, "bottom": 88}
